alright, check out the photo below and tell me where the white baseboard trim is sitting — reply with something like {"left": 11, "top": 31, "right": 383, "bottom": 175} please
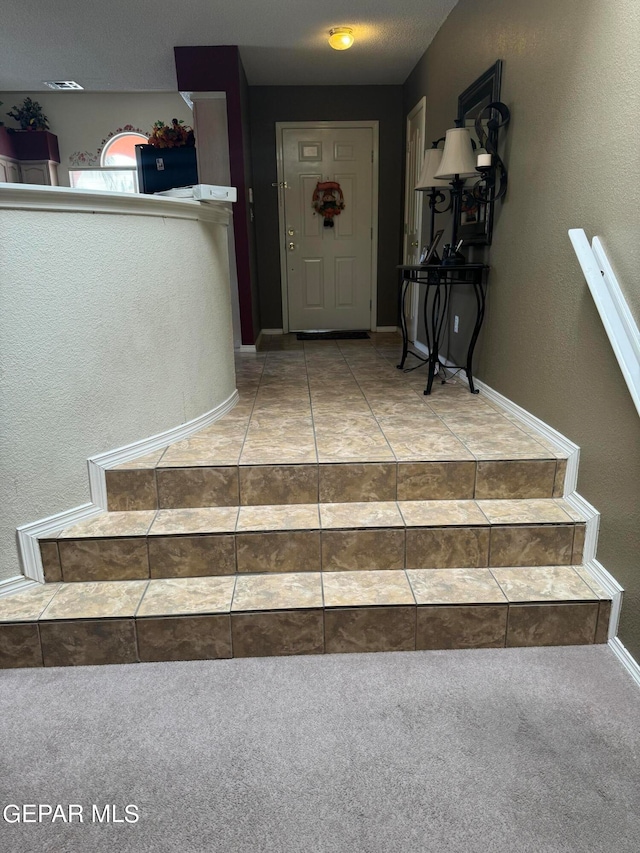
{"left": 260, "top": 329, "right": 284, "bottom": 336}
{"left": 608, "top": 637, "right": 640, "bottom": 688}
{"left": 474, "top": 382, "right": 616, "bottom": 595}
{"left": 476, "top": 377, "right": 628, "bottom": 640}
{"left": 0, "top": 574, "right": 40, "bottom": 598}
{"left": 16, "top": 390, "right": 239, "bottom": 585}
{"left": 404, "top": 349, "right": 624, "bottom": 608}
{"left": 412, "top": 339, "right": 430, "bottom": 358}
{"left": 473, "top": 380, "right": 608, "bottom": 579}
{"left": 17, "top": 502, "right": 105, "bottom": 584}
{"left": 406, "top": 346, "right": 580, "bottom": 495}
{"left": 376, "top": 326, "right": 399, "bottom": 333}
{"left": 581, "top": 558, "right": 624, "bottom": 640}
{"left": 238, "top": 344, "right": 257, "bottom": 353}
{"left": 564, "top": 492, "right": 600, "bottom": 563}
{"left": 88, "top": 389, "right": 239, "bottom": 506}
{"left": 473, "top": 379, "right": 580, "bottom": 495}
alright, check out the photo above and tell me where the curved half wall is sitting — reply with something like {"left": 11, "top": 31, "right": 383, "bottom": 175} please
{"left": 0, "top": 184, "right": 236, "bottom": 582}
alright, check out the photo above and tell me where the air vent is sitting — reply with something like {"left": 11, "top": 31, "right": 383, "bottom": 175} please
{"left": 43, "top": 81, "right": 84, "bottom": 90}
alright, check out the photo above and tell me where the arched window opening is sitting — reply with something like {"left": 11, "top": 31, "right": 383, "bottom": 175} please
{"left": 70, "top": 131, "right": 148, "bottom": 193}
{"left": 100, "top": 132, "right": 148, "bottom": 167}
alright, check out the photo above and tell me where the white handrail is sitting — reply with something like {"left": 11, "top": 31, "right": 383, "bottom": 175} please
{"left": 569, "top": 229, "right": 640, "bottom": 417}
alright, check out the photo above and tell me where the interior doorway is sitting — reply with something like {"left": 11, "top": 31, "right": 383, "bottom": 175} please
{"left": 275, "top": 121, "right": 379, "bottom": 332}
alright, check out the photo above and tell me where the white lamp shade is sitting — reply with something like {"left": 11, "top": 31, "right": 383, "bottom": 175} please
{"left": 415, "top": 148, "right": 450, "bottom": 190}
{"left": 434, "top": 128, "right": 479, "bottom": 180}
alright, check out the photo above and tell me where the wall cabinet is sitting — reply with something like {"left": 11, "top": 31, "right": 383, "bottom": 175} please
{"left": 0, "top": 130, "right": 60, "bottom": 186}
{"left": 0, "top": 156, "right": 58, "bottom": 186}
{"left": 19, "top": 160, "right": 59, "bottom": 186}
{"left": 0, "top": 155, "right": 21, "bottom": 183}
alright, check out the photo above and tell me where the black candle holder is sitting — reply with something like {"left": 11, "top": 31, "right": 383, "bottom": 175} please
{"left": 469, "top": 101, "right": 510, "bottom": 207}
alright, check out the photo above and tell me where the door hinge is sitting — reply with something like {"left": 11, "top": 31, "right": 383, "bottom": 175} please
{"left": 371, "top": 150, "right": 374, "bottom": 163}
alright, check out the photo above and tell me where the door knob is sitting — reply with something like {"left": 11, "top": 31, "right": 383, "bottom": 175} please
{"left": 288, "top": 242, "right": 295, "bottom": 251}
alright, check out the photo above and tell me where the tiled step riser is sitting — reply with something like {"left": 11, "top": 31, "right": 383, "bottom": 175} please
{"left": 106, "top": 458, "right": 568, "bottom": 511}
{"left": 41, "top": 522, "right": 586, "bottom": 583}
{"left": 0, "top": 600, "right": 609, "bottom": 669}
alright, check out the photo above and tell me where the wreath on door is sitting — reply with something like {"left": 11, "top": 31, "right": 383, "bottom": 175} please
{"left": 312, "top": 180, "right": 345, "bottom": 227}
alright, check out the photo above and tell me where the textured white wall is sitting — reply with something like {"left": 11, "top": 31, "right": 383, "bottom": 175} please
{"left": 0, "top": 198, "right": 235, "bottom": 580}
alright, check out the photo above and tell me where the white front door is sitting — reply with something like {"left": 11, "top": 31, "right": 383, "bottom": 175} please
{"left": 403, "top": 98, "right": 426, "bottom": 341}
{"left": 279, "top": 126, "right": 375, "bottom": 331}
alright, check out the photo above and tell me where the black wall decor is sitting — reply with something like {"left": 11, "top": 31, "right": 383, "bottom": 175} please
{"left": 457, "top": 61, "right": 503, "bottom": 246}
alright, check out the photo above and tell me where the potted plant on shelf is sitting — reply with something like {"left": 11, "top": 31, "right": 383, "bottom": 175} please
{"left": 136, "top": 118, "right": 198, "bottom": 193}
{"left": 7, "top": 97, "right": 50, "bottom": 131}
{"left": 147, "top": 118, "right": 195, "bottom": 149}
{"left": 5, "top": 98, "right": 60, "bottom": 162}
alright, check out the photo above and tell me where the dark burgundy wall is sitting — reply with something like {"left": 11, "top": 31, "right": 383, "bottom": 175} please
{"left": 0, "top": 128, "right": 59, "bottom": 161}
{"left": 0, "top": 127, "right": 17, "bottom": 158}
{"left": 238, "top": 61, "right": 261, "bottom": 341}
{"left": 174, "top": 46, "right": 260, "bottom": 345}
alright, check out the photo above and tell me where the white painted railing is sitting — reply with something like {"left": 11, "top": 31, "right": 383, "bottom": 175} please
{"left": 569, "top": 229, "right": 640, "bottom": 417}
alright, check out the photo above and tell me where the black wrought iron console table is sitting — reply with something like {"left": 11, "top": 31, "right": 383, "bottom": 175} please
{"left": 397, "top": 264, "right": 489, "bottom": 395}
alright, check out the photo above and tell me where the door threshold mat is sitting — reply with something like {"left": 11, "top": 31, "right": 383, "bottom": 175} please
{"left": 296, "top": 330, "right": 370, "bottom": 341}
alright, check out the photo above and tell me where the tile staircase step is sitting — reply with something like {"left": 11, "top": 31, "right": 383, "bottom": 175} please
{"left": 0, "top": 566, "right": 611, "bottom": 668}
{"left": 39, "top": 499, "right": 588, "bottom": 584}
{"left": 106, "top": 457, "right": 569, "bottom": 510}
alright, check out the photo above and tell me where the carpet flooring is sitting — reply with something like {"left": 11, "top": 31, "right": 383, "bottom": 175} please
{"left": 0, "top": 645, "right": 638, "bottom": 852}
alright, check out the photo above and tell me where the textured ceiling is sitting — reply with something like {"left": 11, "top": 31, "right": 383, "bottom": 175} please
{"left": 0, "top": 0, "right": 458, "bottom": 90}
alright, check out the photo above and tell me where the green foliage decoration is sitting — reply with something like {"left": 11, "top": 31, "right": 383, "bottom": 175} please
{"left": 7, "top": 97, "right": 50, "bottom": 131}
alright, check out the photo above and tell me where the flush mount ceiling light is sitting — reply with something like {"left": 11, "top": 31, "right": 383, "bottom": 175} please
{"left": 328, "top": 27, "right": 354, "bottom": 50}
{"left": 44, "top": 81, "right": 84, "bottom": 90}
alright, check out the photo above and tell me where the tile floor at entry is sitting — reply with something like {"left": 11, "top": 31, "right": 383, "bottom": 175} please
{"left": 107, "top": 332, "right": 568, "bottom": 510}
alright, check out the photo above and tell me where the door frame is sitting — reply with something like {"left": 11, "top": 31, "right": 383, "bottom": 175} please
{"left": 403, "top": 98, "right": 426, "bottom": 342}
{"left": 275, "top": 121, "right": 379, "bottom": 333}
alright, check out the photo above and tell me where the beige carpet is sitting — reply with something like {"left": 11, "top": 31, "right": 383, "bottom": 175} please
{"left": 0, "top": 645, "right": 638, "bottom": 852}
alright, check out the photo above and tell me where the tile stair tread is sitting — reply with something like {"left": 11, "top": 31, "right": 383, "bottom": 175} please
{"left": 0, "top": 566, "right": 608, "bottom": 625}
{"left": 115, "top": 453, "right": 568, "bottom": 471}
{"left": 51, "top": 499, "right": 586, "bottom": 540}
